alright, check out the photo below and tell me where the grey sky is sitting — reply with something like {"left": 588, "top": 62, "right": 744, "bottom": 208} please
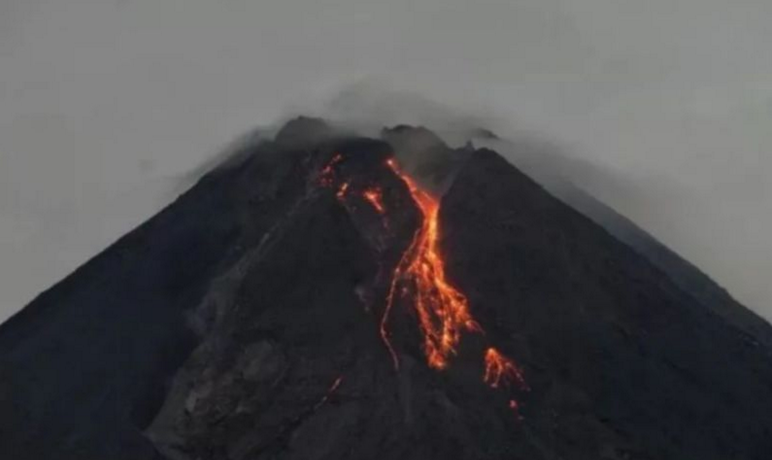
{"left": 1, "top": 0, "right": 770, "bottom": 322}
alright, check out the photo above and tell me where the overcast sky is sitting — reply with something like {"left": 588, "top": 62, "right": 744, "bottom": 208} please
{"left": 1, "top": 0, "right": 770, "bottom": 322}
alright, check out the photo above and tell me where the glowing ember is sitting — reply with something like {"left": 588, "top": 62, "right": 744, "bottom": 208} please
{"left": 363, "top": 188, "right": 386, "bottom": 214}
{"left": 336, "top": 182, "right": 350, "bottom": 200}
{"left": 483, "top": 347, "right": 527, "bottom": 390}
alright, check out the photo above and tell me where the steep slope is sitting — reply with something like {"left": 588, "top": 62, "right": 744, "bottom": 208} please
{"left": 146, "top": 136, "right": 538, "bottom": 460}
{"left": 471, "top": 135, "right": 772, "bottom": 349}
{"left": 560, "top": 183, "right": 772, "bottom": 348}
{"left": 0, "top": 118, "right": 333, "bottom": 459}
{"left": 1, "top": 120, "right": 771, "bottom": 460}
{"left": 440, "top": 149, "right": 772, "bottom": 459}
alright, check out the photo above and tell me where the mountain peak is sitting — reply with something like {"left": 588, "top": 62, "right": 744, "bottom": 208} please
{"left": 274, "top": 116, "right": 333, "bottom": 148}
{"left": 2, "top": 120, "right": 771, "bottom": 460}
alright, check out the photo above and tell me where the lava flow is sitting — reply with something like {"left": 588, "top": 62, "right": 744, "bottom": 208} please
{"left": 382, "top": 158, "right": 527, "bottom": 407}
{"left": 318, "top": 153, "right": 527, "bottom": 406}
{"left": 381, "top": 158, "right": 481, "bottom": 371}
{"left": 484, "top": 347, "right": 528, "bottom": 390}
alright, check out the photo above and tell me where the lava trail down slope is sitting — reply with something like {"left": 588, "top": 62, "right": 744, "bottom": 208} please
{"left": 1, "top": 118, "right": 772, "bottom": 460}
{"left": 322, "top": 152, "right": 529, "bottom": 412}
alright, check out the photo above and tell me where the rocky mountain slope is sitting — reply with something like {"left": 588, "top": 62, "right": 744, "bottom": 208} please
{"left": 1, "top": 118, "right": 771, "bottom": 460}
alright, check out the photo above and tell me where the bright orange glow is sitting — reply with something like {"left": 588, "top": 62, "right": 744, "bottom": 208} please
{"left": 484, "top": 347, "right": 527, "bottom": 390}
{"left": 319, "top": 154, "right": 527, "bottom": 413}
{"left": 382, "top": 159, "right": 481, "bottom": 370}
{"left": 363, "top": 188, "right": 386, "bottom": 214}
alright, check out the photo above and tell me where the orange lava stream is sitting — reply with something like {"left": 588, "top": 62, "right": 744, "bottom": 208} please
{"left": 382, "top": 159, "right": 481, "bottom": 371}
{"left": 484, "top": 347, "right": 527, "bottom": 390}
{"left": 319, "top": 154, "right": 527, "bottom": 411}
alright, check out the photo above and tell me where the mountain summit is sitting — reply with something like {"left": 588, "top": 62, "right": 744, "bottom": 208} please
{"left": 2, "top": 118, "right": 771, "bottom": 460}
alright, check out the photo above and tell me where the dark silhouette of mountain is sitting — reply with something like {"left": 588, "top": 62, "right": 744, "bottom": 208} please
{"left": 1, "top": 118, "right": 771, "bottom": 460}
{"left": 557, "top": 183, "right": 772, "bottom": 349}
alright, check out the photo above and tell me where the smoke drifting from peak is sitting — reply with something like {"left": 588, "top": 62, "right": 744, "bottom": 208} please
{"left": 290, "top": 83, "right": 643, "bottom": 213}
{"left": 318, "top": 81, "right": 504, "bottom": 146}
{"left": 1, "top": 0, "right": 771, "bottom": 323}
{"left": 291, "top": 83, "right": 771, "bottom": 320}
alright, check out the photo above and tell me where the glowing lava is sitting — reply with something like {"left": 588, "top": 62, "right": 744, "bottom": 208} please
{"left": 484, "top": 347, "right": 527, "bottom": 390}
{"left": 382, "top": 158, "right": 481, "bottom": 371}
{"left": 318, "top": 153, "right": 528, "bottom": 411}
{"left": 363, "top": 188, "right": 386, "bottom": 214}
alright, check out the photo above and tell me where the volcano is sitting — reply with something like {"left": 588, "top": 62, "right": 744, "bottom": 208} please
{"left": 2, "top": 118, "right": 772, "bottom": 460}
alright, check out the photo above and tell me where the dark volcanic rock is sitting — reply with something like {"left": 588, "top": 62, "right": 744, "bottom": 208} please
{"left": 440, "top": 149, "right": 772, "bottom": 459}
{"left": 0, "top": 129, "right": 316, "bottom": 459}
{"left": 560, "top": 182, "right": 772, "bottom": 349}
{"left": 1, "top": 121, "right": 771, "bottom": 460}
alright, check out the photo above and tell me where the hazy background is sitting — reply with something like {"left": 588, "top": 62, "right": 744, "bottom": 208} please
{"left": 1, "top": 0, "right": 770, "bottom": 322}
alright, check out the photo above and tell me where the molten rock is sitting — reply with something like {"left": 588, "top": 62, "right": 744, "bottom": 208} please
{"left": 1, "top": 118, "right": 772, "bottom": 460}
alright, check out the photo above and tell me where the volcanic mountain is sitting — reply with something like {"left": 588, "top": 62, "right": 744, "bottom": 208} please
{"left": 1, "top": 118, "right": 772, "bottom": 460}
